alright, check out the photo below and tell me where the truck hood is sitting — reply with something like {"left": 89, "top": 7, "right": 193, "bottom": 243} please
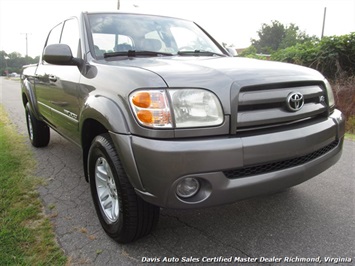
{"left": 102, "top": 56, "right": 324, "bottom": 88}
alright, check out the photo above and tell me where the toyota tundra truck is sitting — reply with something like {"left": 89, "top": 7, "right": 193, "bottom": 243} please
{"left": 21, "top": 12, "right": 345, "bottom": 243}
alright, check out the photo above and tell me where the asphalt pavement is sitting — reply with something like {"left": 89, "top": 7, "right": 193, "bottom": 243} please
{"left": 1, "top": 77, "right": 354, "bottom": 266}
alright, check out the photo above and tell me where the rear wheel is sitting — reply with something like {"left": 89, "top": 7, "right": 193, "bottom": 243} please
{"left": 88, "top": 133, "right": 160, "bottom": 243}
{"left": 25, "top": 103, "right": 50, "bottom": 147}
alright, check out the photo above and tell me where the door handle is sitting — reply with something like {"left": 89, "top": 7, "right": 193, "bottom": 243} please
{"left": 49, "top": 75, "right": 57, "bottom": 82}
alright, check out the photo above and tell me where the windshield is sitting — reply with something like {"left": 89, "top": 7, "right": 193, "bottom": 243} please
{"left": 87, "top": 13, "right": 225, "bottom": 58}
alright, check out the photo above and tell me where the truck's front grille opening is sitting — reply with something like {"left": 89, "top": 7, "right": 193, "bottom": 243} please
{"left": 223, "top": 140, "right": 339, "bottom": 179}
{"left": 235, "top": 84, "right": 328, "bottom": 133}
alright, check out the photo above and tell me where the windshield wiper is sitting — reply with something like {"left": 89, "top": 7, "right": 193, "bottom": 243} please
{"left": 177, "top": 50, "right": 227, "bottom": 57}
{"left": 104, "top": 50, "right": 173, "bottom": 58}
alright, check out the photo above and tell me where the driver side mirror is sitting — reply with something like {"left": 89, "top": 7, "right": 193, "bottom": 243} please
{"left": 43, "top": 44, "right": 83, "bottom": 67}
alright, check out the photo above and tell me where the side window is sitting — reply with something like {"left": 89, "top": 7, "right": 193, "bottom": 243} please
{"left": 61, "top": 18, "right": 81, "bottom": 57}
{"left": 46, "top": 22, "right": 63, "bottom": 46}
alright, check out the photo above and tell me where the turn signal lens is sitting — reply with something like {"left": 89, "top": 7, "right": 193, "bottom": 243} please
{"left": 132, "top": 92, "right": 151, "bottom": 108}
{"left": 130, "top": 90, "right": 172, "bottom": 128}
{"left": 137, "top": 110, "right": 153, "bottom": 123}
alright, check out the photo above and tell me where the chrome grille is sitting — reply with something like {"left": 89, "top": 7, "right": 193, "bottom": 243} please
{"left": 236, "top": 84, "right": 328, "bottom": 131}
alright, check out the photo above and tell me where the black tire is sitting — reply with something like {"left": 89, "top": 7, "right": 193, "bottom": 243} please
{"left": 88, "top": 133, "right": 160, "bottom": 243}
{"left": 25, "top": 103, "right": 50, "bottom": 147}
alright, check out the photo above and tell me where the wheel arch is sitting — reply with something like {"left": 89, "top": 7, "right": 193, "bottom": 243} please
{"left": 81, "top": 118, "right": 108, "bottom": 181}
{"left": 21, "top": 77, "right": 41, "bottom": 120}
{"left": 80, "top": 95, "right": 130, "bottom": 181}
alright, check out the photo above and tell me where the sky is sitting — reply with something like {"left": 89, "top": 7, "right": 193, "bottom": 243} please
{"left": 0, "top": 0, "right": 354, "bottom": 58}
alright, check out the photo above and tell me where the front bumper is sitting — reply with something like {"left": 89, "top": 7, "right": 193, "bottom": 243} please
{"left": 111, "top": 109, "right": 345, "bottom": 209}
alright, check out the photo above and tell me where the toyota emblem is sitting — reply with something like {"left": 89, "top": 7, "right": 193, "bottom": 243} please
{"left": 286, "top": 92, "right": 304, "bottom": 111}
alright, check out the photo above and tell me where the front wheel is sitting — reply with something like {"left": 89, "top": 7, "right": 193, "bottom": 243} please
{"left": 88, "top": 133, "right": 160, "bottom": 243}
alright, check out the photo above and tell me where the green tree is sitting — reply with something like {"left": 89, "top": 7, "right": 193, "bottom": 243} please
{"left": 252, "top": 20, "right": 285, "bottom": 54}
{"left": 0, "top": 51, "right": 10, "bottom": 75}
{"left": 279, "top": 23, "right": 300, "bottom": 49}
{"left": 251, "top": 21, "right": 317, "bottom": 54}
{"left": 0, "top": 50, "right": 39, "bottom": 75}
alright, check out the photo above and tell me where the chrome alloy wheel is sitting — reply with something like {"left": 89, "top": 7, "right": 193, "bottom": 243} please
{"left": 95, "top": 157, "right": 119, "bottom": 223}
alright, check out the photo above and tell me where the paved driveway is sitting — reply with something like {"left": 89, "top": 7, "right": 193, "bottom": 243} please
{"left": 1, "top": 77, "right": 354, "bottom": 265}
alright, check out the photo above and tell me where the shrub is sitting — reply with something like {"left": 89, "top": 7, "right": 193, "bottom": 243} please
{"left": 271, "top": 33, "right": 355, "bottom": 80}
{"left": 331, "top": 76, "right": 355, "bottom": 134}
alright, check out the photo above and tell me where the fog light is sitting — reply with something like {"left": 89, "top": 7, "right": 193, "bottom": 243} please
{"left": 176, "top": 177, "right": 200, "bottom": 198}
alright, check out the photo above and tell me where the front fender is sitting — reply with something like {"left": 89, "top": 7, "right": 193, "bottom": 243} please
{"left": 80, "top": 94, "right": 141, "bottom": 186}
{"left": 79, "top": 94, "right": 130, "bottom": 134}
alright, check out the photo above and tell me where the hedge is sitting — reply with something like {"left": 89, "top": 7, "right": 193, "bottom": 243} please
{"left": 271, "top": 33, "right": 355, "bottom": 80}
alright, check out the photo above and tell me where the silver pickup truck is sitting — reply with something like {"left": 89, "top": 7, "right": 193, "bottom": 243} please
{"left": 21, "top": 12, "right": 345, "bottom": 243}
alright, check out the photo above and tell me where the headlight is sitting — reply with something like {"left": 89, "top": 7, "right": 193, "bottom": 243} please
{"left": 130, "top": 89, "right": 223, "bottom": 128}
{"left": 324, "top": 79, "right": 335, "bottom": 108}
{"left": 168, "top": 89, "right": 223, "bottom": 128}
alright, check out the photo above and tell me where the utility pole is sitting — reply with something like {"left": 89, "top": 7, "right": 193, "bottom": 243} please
{"left": 321, "top": 7, "right": 327, "bottom": 39}
{"left": 4, "top": 55, "right": 9, "bottom": 77}
{"left": 21, "top": 33, "right": 31, "bottom": 57}
{"left": 117, "top": 0, "right": 139, "bottom": 11}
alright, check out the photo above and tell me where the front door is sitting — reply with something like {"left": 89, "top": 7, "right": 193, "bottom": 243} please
{"left": 35, "top": 18, "right": 82, "bottom": 144}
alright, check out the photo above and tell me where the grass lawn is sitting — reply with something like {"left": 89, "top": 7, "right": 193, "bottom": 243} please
{"left": 345, "top": 133, "right": 355, "bottom": 141}
{"left": 0, "top": 106, "right": 67, "bottom": 265}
